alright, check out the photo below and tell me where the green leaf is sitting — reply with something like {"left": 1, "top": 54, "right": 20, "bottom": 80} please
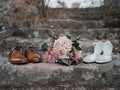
{"left": 75, "top": 46, "right": 82, "bottom": 50}
{"left": 72, "top": 41, "right": 79, "bottom": 47}
{"left": 71, "top": 59, "right": 79, "bottom": 65}
{"left": 58, "top": 58, "right": 71, "bottom": 66}
{"left": 66, "top": 34, "right": 75, "bottom": 41}
{"left": 41, "top": 42, "right": 48, "bottom": 50}
{"left": 76, "top": 36, "right": 80, "bottom": 40}
{"left": 51, "top": 32, "right": 58, "bottom": 39}
{"left": 72, "top": 41, "right": 82, "bottom": 50}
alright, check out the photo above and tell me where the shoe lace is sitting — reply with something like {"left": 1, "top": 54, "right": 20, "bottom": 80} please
{"left": 9, "top": 46, "right": 24, "bottom": 58}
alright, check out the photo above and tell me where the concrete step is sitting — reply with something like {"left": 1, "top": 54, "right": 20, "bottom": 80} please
{"left": 0, "top": 54, "right": 120, "bottom": 90}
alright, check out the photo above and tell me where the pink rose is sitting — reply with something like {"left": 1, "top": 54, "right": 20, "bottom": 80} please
{"left": 43, "top": 47, "right": 59, "bottom": 63}
{"left": 75, "top": 50, "right": 82, "bottom": 57}
{"left": 43, "top": 53, "right": 52, "bottom": 63}
{"left": 47, "top": 46, "right": 53, "bottom": 53}
{"left": 69, "top": 50, "right": 83, "bottom": 62}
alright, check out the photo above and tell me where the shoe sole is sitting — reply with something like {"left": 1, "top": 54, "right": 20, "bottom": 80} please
{"left": 28, "top": 60, "right": 42, "bottom": 63}
{"left": 95, "top": 61, "right": 112, "bottom": 64}
{"left": 10, "top": 61, "right": 28, "bottom": 65}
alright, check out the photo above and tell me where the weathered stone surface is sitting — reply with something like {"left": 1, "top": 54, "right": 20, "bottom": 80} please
{"left": 0, "top": 37, "right": 119, "bottom": 56}
{"left": 104, "top": 0, "right": 120, "bottom": 7}
{"left": 8, "top": 28, "right": 120, "bottom": 39}
{"left": 0, "top": 27, "right": 120, "bottom": 56}
{"left": 0, "top": 21, "right": 18, "bottom": 39}
{"left": 53, "top": 8, "right": 106, "bottom": 20}
{"left": 0, "top": 0, "right": 9, "bottom": 13}
{"left": 0, "top": 54, "right": 119, "bottom": 90}
{"left": 45, "top": 19, "right": 104, "bottom": 29}
{"left": 2, "top": 0, "right": 39, "bottom": 16}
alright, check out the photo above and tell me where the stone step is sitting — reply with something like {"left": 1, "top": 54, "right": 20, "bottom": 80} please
{"left": 0, "top": 21, "right": 120, "bottom": 40}
{"left": 0, "top": 54, "right": 120, "bottom": 90}
{"left": 10, "top": 28, "right": 120, "bottom": 39}
{"left": 0, "top": 27, "right": 119, "bottom": 55}
{"left": 0, "top": 19, "right": 104, "bottom": 30}
{"left": 65, "top": 14, "right": 105, "bottom": 21}
{"left": 54, "top": 8, "right": 106, "bottom": 20}
{"left": 2, "top": 19, "right": 105, "bottom": 30}
{"left": 58, "top": 8, "right": 106, "bottom": 14}
{"left": 0, "top": 37, "right": 119, "bottom": 56}
{"left": 44, "top": 19, "right": 104, "bottom": 29}
{"left": 0, "top": 27, "right": 119, "bottom": 41}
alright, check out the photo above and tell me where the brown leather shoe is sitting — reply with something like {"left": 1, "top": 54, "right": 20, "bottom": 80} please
{"left": 25, "top": 47, "right": 42, "bottom": 63}
{"left": 9, "top": 46, "right": 28, "bottom": 64}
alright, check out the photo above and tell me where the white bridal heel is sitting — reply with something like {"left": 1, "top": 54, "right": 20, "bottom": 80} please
{"left": 96, "top": 41, "right": 113, "bottom": 63}
{"left": 83, "top": 42, "right": 102, "bottom": 63}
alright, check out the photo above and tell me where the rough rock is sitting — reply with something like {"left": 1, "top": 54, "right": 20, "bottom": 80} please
{"left": 0, "top": 54, "right": 120, "bottom": 90}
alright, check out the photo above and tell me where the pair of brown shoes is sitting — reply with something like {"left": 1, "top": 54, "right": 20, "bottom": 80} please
{"left": 9, "top": 46, "right": 42, "bottom": 64}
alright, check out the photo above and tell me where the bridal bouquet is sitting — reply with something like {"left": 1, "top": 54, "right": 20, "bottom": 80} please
{"left": 42, "top": 33, "right": 83, "bottom": 65}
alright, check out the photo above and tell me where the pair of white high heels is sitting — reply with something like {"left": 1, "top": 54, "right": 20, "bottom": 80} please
{"left": 83, "top": 41, "right": 113, "bottom": 63}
